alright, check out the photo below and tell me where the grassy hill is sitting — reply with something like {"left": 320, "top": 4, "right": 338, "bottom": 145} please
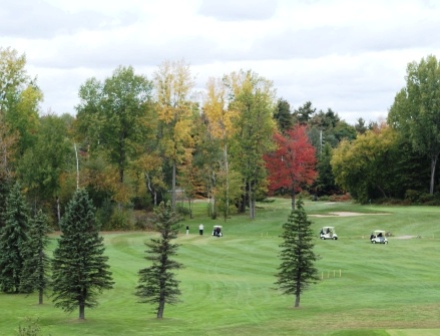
{"left": 1, "top": 198, "right": 440, "bottom": 335}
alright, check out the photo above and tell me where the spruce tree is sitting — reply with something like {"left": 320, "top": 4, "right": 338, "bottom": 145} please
{"left": 51, "top": 189, "right": 114, "bottom": 320}
{"left": 135, "top": 202, "right": 182, "bottom": 318}
{"left": 275, "top": 198, "right": 319, "bottom": 308}
{"left": 0, "top": 182, "right": 30, "bottom": 293}
{"left": 0, "top": 175, "right": 11, "bottom": 229}
{"left": 19, "top": 209, "right": 52, "bottom": 303}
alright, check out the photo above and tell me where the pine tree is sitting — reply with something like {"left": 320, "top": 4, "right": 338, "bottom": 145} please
{"left": 135, "top": 202, "right": 182, "bottom": 318}
{"left": 275, "top": 198, "right": 319, "bottom": 308}
{"left": 19, "top": 209, "right": 52, "bottom": 303}
{"left": 0, "top": 182, "right": 30, "bottom": 293}
{"left": 51, "top": 189, "right": 114, "bottom": 320}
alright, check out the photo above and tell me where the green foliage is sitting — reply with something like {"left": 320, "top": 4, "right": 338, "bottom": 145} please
{"left": 106, "top": 208, "right": 134, "bottom": 230}
{"left": 226, "top": 69, "right": 276, "bottom": 218}
{"left": 273, "top": 98, "right": 293, "bottom": 133}
{"left": 0, "top": 47, "right": 42, "bottom": 159}
{"left": 135, "top": 202, "right": 183, "bottom": 318}
{"left": 314, "top": 143, "right": 339, "bottom": 195}
{"left": 19, "top": 210, "right": 52, "bottom": 302}
{"left": 388, "top": 54, "right": 440, "bottom": 194}
{"left": 0, "top": 182, "right": 29, "bottom": 293}
{"left": 18, "top": 114, "right": 72, "bottom": 211}
{"left": 51, "top": 189, "right": 114, "bottom": 319}
{"left": 275, "top": 198, "right": 319, "bottom": 307}
{"left": 76, "top": 65, "right": 154, "bottom": 186}
{"left": 0, "top": 175, "right": 11, "bottom": 228}
{"left": 176, "top": 204, "right": 192, "bottom": 218}
{"left": 293, "top": 101, "right": 316, "bottom": 124}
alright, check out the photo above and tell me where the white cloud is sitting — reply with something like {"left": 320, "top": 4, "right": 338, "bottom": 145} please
{"left": 1, "top": 0, "right": 440, "bottom": 124}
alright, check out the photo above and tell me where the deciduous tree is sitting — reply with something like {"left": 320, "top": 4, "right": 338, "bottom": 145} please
{"left": 388, "top": 55, "right": 440, "bottom": 194}
{"left": 154, "top": 60, "right": 195, "bottom": 210}
{"left": 201, "top": 77, "right": 237, "bottom": 219}
{"left": 0, "top": 47, "right": 42, "bottom": 158}
{"left": 331, "top": 125, "right": 405, "bottom": 203}
{"left": 265, "top": 125, "right": 317, "bottom": 209}
{"left": 76, "top": 66, "right": 154, "bottom": 185}
{"left": 51, "top": 189, "right": 114, "bottom": 320}
{"left": 275, "top": 198, "right": 319, "bottom": 308}
{"left": 18, "top": 114, "right": 72, "bottom": 223}
{"left": 225, "top": 70, "right": 276, "bottom": 219}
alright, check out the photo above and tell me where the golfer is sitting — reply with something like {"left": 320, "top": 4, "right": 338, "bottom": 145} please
{"left": 199, "top": 223, "right": 204, "bottom": 235}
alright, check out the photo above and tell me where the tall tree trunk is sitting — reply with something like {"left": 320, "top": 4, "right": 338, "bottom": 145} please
{"left": 294, "top": 293, "right": 300, "bottom": 308}
{"left": 171, "top": 162, "right": 176, "bottom": 210}
{"left": 39, "top": 288, "right": 43, "bottom": 305}
{"left": 291, "top": 189, "right": 296, "bottom": 210}
{"left": 430, "top": 155, "right": 438, "bottom": 195}
{"left": 248, "top": 182, "right": 255, "bottom": 219}
{"left": 119, "top": 133, "right": 125, "bottom": 184}
{"left": 57, "top": 196, "right": 61, "bottom": 229}
{"left": 74, "top": 143, "right": 79, "bottom": 190}
{"left": 224, "top": 144, "right": 229, "bottom": 221}
{"left": 188, "top": 198, "right": 193, "bottom": 219}
{"left": 157, "top": 300, "right": 165, "bottom": 319}
{"left": 79, "top": 302, "right": 85, "bottom": 320}
{"left": 211, "top": 171, "right": 217, "bottom": 219}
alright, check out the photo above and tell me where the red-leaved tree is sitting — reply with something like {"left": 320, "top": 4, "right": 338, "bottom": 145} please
{"left": 265, "top": 125, "right": 317, "bottom": 209}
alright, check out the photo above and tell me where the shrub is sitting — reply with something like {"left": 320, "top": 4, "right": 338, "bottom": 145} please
{"left": 17, "top": 317, "right": 42, "bottom": 336}
{"left": 176, "top": 204, "right": 192, "bottom": 218}
{"left": 134, "top": 212, "right": 156, "bottom": 231}
{"left": 103, "top": 208, "right": 134, "bottom": 230}
{"left": 405, "top": 189, "right": 420, "bottom": 203}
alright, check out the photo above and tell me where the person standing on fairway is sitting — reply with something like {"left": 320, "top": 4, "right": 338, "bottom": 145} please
{"left": 199, "top": 224, "right": 204, "bottom": 235}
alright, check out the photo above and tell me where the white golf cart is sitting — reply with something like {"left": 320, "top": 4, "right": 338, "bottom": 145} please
{"left": 320, "top": 226, "right": 338, "bottom": 240}
{"left": 370, "top": 230, "right": 388, "bottom": 244}
{"left": 212, "top": 225, "right": 222, "bottom": 237}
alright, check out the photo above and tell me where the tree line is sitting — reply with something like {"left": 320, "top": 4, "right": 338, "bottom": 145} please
{"left": 2, "top": 46, "right": 440, "bottom": 234}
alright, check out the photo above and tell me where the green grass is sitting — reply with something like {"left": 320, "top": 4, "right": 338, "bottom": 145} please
{"left": 2, "top": 198, "right": 440, "bottom": 335}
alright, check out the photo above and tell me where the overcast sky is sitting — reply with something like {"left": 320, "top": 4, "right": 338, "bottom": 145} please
{"left": 1, "top": 0, "right": 439, "bottom": 125}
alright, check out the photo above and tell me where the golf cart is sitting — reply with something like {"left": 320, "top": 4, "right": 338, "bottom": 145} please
{"left": 370, "top": 230, "right": 388, "bottom": 244}
{"left": 212, "top": 225, "right": 222, "bottom": 237}
{"left": 320, "top": 226, "right": 338, "bottom": 240}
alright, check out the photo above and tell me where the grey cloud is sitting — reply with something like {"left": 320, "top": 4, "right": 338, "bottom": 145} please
{"left": 198, "top": 0, "right": 277, "bottom": 21}
{"left": 0, "top": 0, "right": 138, "bottom": 39}
{"left": 250, "top": 20, "right": 440, "bottom": 61}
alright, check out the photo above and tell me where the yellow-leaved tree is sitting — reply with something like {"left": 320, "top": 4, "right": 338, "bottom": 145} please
{"left": 202, "top": 77, "right": 240, "bottom": 219}
{"left": 154, "top": 60, "right": 195, "bottom": 210}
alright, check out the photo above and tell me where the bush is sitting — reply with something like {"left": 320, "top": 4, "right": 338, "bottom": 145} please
{"left": 329, "top": 193, "right": 352, "bottom": 202}
{"left": 96, "top": 198, "right": 114, "bottom": 228}
{"left": 176, "top": 204, "right": 192, "bottom": 218}
{"left": 17, "top": 317, "right": 42, "bottom": 336}
{"left": 134, "top": 212, "right": 156, "bottom": 231}
{"left": 102, "top": 208, "right": 134, "bottom": 230}
{"left": 405, "top": 189, "right": 421, "bottom": 203}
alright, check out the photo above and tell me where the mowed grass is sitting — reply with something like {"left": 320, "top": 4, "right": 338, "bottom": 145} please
{"left": 1, "top": 198, "right": 440, "bottom": 335}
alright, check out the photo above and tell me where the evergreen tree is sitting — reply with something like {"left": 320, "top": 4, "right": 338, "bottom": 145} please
{"left": 135, "top": 202, "right": 182, "bottom": 319}
{"left": 51, "top": 189, "right": 114, "bottom": 320}
{"left": 275, "top": 198, "right": 319, "bottom": 308}
{"left": 0, "top": 182, "right": 30, "bottom": 293}
{"left": 274, "top": 98, "right": 293, "bottom": 133}
{"left": 19, "top": 209, "right": 52, "bottom": 303}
